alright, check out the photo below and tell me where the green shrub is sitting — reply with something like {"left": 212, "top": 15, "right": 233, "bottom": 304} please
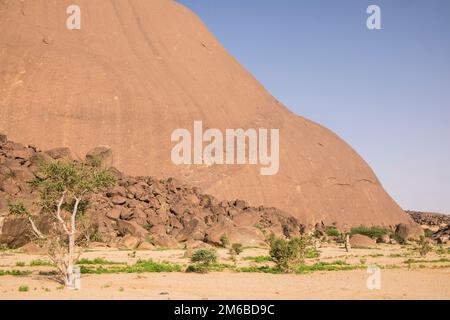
{"left": 297, "top": 261, "right": 363, "bottom": 274}
{"left": 424, "top": 229, "right": 434, "bottom": 238}
{"left": 229, "top": 243, "right": 243, "bottom": 263}
{"left": 436, "top": 245, "right": 446, "bottom": 255}
{"left": 325, "top": 226, "right": 340, "bottom": 237}
{"left": 0, "top": 270, "right": 32, "bottom": 276}
{"left": 350, "top": 226, "right": 390, "bottom": 240}
{"left": 306, "top": 247, "right": 320, "bottom": 258}
{"left": 269, "top": 235, "right": 314, "bottom": 273}
{"left": 77, "top": 258, "right": 121, "bottom": 265}
{"left": 417, "top": 236, "right": 432, "bottom": 257}
{"left": 231, "top": 243, "right": 243, "bottom": 255}
{"left": 80, "top": 259, "right": 181, "bottom": 274}
{"left": 189, "top": 249, "right": 217, "bottom": 273}
{"left": 15, "top": 262, "right": 26, "bottom": 267}
{"left": 243, "top": 256, "right": 272, "bottom": 263}
{"left": 18, "top": 286, "right": 29, "bottom": 292}
{"left": 220, "top": 234, "right": 230, "bottom": 248}
{"left": 29, "top": 260, "right": 53, "bottom": 266}
{"left": 238, "top": 266, "right": 278, "bottom": 274}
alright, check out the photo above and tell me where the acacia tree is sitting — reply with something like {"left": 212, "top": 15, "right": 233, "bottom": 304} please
{"left": 24, "top": 160, "right": 115, "bottom": 287}
{"left": 269, "top": 234, "right": 314, "bottom": 273}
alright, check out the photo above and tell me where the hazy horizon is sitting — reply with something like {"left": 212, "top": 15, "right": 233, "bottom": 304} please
{"left": 179, "top": 0, "right": 450, "bottom": 214}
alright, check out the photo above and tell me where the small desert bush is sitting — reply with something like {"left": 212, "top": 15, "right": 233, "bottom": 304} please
{"left": 29, "top": 260, "right": 53, "bottom": 267}
{"left": 436, "top": 245, "right": 446, "bottom": 255}
{"left": 297, "top": 261, "right": 363, "bottom": 274}
{"left": 243, "top": 256, "right": 272, "bottom": 263}
{"left": 187, "top": 249, "right": 217, "bottom": 273}
{"left": 269, "top": 235, "right": 315, "bottom": 273}
{"left": 220, "top": 234, "right": 230, "bottom": 248}
{"left": 80, "top": 259, "right": 181, "bottom": 274}
{"left": 306, "top": 247, "right": 320, "bottom": 258}
{"left": 423, "top": 229, "right": 434, "bottom": 238}
{"left": 0, "top": 270, "right": 32, "bottom": 276}
{"left": 231, "top": 243, "right": 243, "bottom": 255}
{"left": 325, "top": 226, "right": 340, "bottom": 237}
{"left": 15, "top": 261, "right": 26, "bottom": 267}
{"left": 403, "top": 258, "right": 450, "bottom": 264}
{"left": 238, "top": 266, "right": 278, "bottom": 274}
{"left": 18, "top": 286, "right": 29, "bottom": 292}
{"left": 350, "top": 226, "right": 391, "bottom": 240}
{"left": 77, "top": 258, "right": 121, "bottom": 265}
{"left": 417, "top": 236, "right": 432, "bottom": 257}
{"left": 238, "top": 260, "right": 363, "bottom": 274}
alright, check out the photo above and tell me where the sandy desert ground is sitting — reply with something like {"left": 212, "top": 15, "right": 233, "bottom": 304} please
{"left": 0, "top": 245, "right": 449, "bottom": 300}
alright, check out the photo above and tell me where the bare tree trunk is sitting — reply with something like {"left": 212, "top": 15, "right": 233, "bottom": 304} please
{"left": 66, "top": 198, "right": 80, "bottom": 288}
{"left": 345, "top": 234, "right": 351, "bottom": 253}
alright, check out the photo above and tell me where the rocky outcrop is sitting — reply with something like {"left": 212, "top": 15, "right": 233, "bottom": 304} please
{"left": 406, "top": 211, "right": 449, "bottom": 244}
{"left": 0, "top": 135, "right": 303, "bottom": 248}
{"left": 0, "top": 0, "right": 414, "bottom": 227}
{"left": 395, "top": 223, "right": 424, "bottom": 242}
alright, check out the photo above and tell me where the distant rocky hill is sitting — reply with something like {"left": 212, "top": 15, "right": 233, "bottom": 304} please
{"left": 407, "top": 210, "right": 450, "bottom": 226}
{"left": 406, "top": 210, "right": 449, "bottom": 244}
{"left": 0, "top": 134, "right": 302, "bottom": 249}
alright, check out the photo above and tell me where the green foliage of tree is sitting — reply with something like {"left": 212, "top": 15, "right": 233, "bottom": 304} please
{"left": 219, "top": 234, "right": 230, "bottom": 248}
{"left": 189, "top": 249, "right": 217, "bottom": 273}
{"left": 231, "top": 243, "right": 243, "bottom": 256}
{"left": 269, "top": 234, "right": 315, "bottom": 273}
{"left": 19, "top": 160, "right": 116, "bottom": 287}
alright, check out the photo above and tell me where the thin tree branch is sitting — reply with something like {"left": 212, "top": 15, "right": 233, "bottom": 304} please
{"left": 55, "top": 191, "right": 70, "bottom": 235}
{"left": 28, "top": 216, "right": 45, "bottom": 239}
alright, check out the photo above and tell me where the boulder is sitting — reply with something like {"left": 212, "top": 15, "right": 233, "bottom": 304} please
{"left": 137, "top": 241, "right": 155, "bottom": 250}
{"left": 0, "top": 133, "right": 7, "bottom": 144}
{"left": 106, "top": 208, "right": 122, "bottom": 220}
{"left": 395, "top": 223, "right": 424, "bottom": 242}
{"left": 111, "top": 195, "right": 127, "bottom": 205}
{"left": 175, "top": 217, "right": 206, "bottom": 242}
{"left": 0, "top": 217, "right": 32, "bottom": 248}
{"left": 119, "top": 235, "right": 140, "bottom": 249}
{"left": 349, "top": 234, "right": 377, "bottom": 248}
{"left": 20, "top": 242, "right": 46, "bottom": 255}
{"left": 45, "top": 147, "right": 72, "bottom": 160}
{"left": 119, "top": 209, "right": 134, "bottom": 220}
{"left": 232, "top": 211, "right": 261, "bottom": 228}
{"left": 86, "top": 146, "right": 113, "bottom": 168}
{"left": 11, "top": 148, "right": 33, "bottom": 161}
{"left": 117, "top": 220, "right": 148, "bottom": 239}
{"left": 205, "top": 220, "right": 266, "bottom": 247}
{"left": 234, "top": 199, "right": 248, "bottom": 209}
{"left": 30, "top": 152, "right": 53, "bottom": 166}
{"left": 0, "top": 181, "right": 20, "bottom": 195}
{"left": 152, "top": 234, "right": 179, "bottom": 248}
{"left": 170, "top": 204, "right": 185, "bottom": 216}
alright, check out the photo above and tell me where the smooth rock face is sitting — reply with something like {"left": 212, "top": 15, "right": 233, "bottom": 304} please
{"left": 0, "top": 0, "right": 413, "bottom": 226}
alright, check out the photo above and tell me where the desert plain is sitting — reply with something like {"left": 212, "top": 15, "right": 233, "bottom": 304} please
{"left": 0, "top": 243, "right": 449, "bottom": 300}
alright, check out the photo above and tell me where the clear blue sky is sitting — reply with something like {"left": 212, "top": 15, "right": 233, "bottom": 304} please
{"left": 178, "top": 0, "right": 450, "bottom": 213}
